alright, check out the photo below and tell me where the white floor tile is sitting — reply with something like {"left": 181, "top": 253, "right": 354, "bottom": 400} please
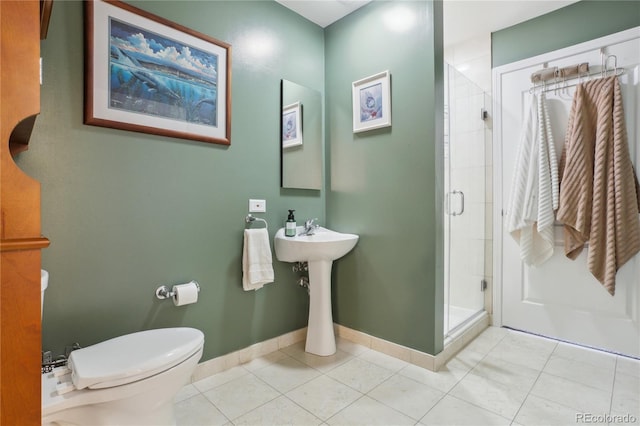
{"left": 233, "top": 395, "right": 323, "bottom": 426}
{"left": 175, "top": 394, "right": 229, "bottom": 426}
{"left": 452, "top": 346, "right": 486, "bottom": 369}
{"left": 529, "top": 372, "right": 611, "bottom": 414}
{"left": 326, "top": 395, "right": 415, "bottom": 426}
{"left": 327, "top": 357, "right": 394, "bottom": 393}
{"left": 515, "top": 394, "right": 599, "bottom": 426}
{"left": 469, "top": 353, "right": 540, "bottom": 393}
{"left": 449, "top": 350, "right": 483, "bottom": 370}
{"left": 193, "top": 365, "right": 248, "bottom": 393}
{"left": 544, "top": 354, "right": 614, "bottom": 391}
{"left": 612, "top": 372, "right": 640, "bottom": 417}
{"left": 174, "top": 328, "right": 621, "bottom": 426}
{"left": 449, "top": 371, "right": 529, "bottom": 419}
{"left": 202, "top": 374, "right": 280, "bottom": 420}
{"left": 464, "top": 327, "right": 508, "bottom": 355}
{"left": 174, "top": 383, "right": 200, "bottom": 403}
{"left": 252, "top": 355, "right": 321, "bottom": 393}
{"left": 336, "top": 337, "right": 370, "bottom": 356}
{"left": 553, "top": 341, "right": 617, "bottom": 371}
{"left": 241, "top": 350, "right": 291, "bottom": 372}
{"left": 399, "top": 356, "right": 472, "bottom": 393}
{"left": 286, "top": 375, "right": 362, "bottom": 421}
{"left": 280, "top": 342, "right": 309, "bottom": 359}
{"left": 282, "top": 341, "right": 354, "bottom": 373}
{"left": 367, "top": 374, "right": 444, "bottom": 420}
{"left": 358, "top": 348, "right": 409, "bottom": 372}
{"left": 610, "top": 412, "right": 640, "bottom": 425}
{"left": 488, "top": 333, "right": 556, "bottom": 371}
{"left": 419, "top": 395, "right": 511, "bottom": 426}
{"left": 617, "top": 356, "right": 640, "bottom": 379}
{"left": 504, "top": 330, "right": 558, "bottom": 351}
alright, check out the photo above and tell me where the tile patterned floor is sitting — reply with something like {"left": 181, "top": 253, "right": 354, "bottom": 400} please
{"left": 174, "top": 327, "right": 640, "bottom": 425}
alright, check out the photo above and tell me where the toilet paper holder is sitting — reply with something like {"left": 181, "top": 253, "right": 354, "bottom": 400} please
{"left": 155, "top": 280, "right": 200, "bottom": 300}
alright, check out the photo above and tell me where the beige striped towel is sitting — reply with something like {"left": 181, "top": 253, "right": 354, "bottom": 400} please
{"left": 557, "top": 76, "right": 640, "bottom": 295}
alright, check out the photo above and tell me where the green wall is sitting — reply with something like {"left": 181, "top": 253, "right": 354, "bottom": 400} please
{"left": 15, "top": 0, "right": 637, "bottom": 365}
{"left": 18, "top": 0, "right": 446, "bottom": 361}
{"left": 18, "top": 0, "right": 326, "bottom": 360}
{"left": 492, "top": 0, "right": 640, "bottom": 67}
{"left": 325, "top": 1, "right": 444, "bottom": 355}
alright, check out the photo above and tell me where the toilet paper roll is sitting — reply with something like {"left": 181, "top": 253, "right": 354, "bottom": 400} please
{"left": 172, "top": 281, "right": 199, "bottom": 306}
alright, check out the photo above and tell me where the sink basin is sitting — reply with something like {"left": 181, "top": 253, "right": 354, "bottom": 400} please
{"left": 274, "top": 226, "right": 359, "bottom": 262}
{"left": 274, "top": 226, "right": 358, "bottom": 356}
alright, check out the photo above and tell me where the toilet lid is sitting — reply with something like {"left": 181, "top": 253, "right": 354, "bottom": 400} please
{"left": 68, "top": 327, "right": 204, "bottom": 390}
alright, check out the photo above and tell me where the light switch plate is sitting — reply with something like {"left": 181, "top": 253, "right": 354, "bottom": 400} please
{"left": 249, "top": 199, "right": 266, "bottom": 213}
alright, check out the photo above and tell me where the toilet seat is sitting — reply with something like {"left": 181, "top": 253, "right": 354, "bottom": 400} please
{"left": 68, "top": 327, "right": 204, "bottom": 390}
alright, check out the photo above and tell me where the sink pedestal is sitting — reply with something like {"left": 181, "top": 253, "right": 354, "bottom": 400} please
{"left": 273, "top": 226, "right": 358, "bottom": 357}
{"left": 305, "top": 259, "right": 336, "bottom": 356}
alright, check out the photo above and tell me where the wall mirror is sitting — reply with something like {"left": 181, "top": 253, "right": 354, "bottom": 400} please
{"left": 281, "top": 79, "right": 322, "bottom": 190}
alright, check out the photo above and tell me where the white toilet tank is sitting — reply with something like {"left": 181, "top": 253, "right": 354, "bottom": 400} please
{"left": 41, "top": 269, "right": 48, "bottom": 319}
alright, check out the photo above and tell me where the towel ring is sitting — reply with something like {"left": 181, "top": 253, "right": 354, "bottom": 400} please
{"left": 245, "top": 214, "right": 268, "bottom": 230}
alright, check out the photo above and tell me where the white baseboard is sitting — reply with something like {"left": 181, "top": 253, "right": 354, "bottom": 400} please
{"left": 192, "top": 327, "right": 307, "bottom": 382}
{"left": 192, "top": 316, "right": 490, "bottom": 382}
{"left": 335, "top": 314, "right": 489, "bottom": 371}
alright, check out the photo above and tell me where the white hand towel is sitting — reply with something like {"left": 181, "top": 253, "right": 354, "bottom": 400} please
{"left": 506, "top": 93, "right": 558, "bottom": 266}
{"left": 242, "top": 229, "right": 274, "bottom": 291}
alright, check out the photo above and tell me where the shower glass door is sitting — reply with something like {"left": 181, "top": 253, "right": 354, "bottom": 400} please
{"left": 443, "top": 63, "right": 488, "bottom": 337}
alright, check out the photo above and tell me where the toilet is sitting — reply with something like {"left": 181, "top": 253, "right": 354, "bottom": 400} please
{"left": 40, "top": 273, "right": 204, "bottom": 425}
{"left": 42, "top": 327, "right": 204, "bottom": 425}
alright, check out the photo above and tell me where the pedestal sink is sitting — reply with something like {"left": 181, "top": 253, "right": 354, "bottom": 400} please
{"left": 274, "top": 226, "right": 359, "bottom": 356}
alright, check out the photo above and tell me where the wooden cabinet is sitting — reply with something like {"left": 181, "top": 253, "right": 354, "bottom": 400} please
{"left": 1, "top": 1, "right": 51, "bottom": 424}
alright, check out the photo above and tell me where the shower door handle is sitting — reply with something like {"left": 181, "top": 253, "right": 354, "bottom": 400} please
{"left": 451, "top": 190, "right": 465, "bottom": 216}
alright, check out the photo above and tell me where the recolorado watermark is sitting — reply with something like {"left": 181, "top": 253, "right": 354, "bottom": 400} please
{"left": 576, "top": 413, "right": 637, "bottom": 423}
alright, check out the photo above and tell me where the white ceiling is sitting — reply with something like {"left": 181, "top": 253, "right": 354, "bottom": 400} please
{"left": 275, "top": 0, "right": 373, "bottom": 28}
{"left": 443, "top": 0, "right": 579, "bottom": 46}
{"left": 276, "top": 0, "right": 580, "bottom": 46}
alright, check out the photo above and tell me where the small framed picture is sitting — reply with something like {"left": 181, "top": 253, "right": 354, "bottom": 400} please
{"left": 352, "top": 70, "right": 391, "bottom": 133}
{"left": 282, "top": 102, "right": 303, "bottom": 148}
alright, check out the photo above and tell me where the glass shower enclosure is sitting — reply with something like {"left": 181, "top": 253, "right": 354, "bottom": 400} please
{"left": 443, "top": 63, "right": 490, "bottom": 337}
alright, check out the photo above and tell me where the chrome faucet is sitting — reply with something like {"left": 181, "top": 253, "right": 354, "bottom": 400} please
{"left": 299, "top": 218, "right": 320, "bottom": 236}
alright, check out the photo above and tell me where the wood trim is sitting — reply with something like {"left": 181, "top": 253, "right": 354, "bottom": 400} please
{"left": 1, "top": 237, "right": 50, "bottom": 252}
{"left": 1, "top": 250, "right": 42, "bottom": 424}
{"left": 9, "top": 115, "right": 38, "bottom": 154}
{"left": 40, "top": 0, "right": 53, "bottom": 40}
{"left": 1, "top": 1, "right": 45, "bottom": 424}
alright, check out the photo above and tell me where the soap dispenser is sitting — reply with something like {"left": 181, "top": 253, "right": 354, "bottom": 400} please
{"left": 285, "top": 210, "right": 296, "bottom": 237}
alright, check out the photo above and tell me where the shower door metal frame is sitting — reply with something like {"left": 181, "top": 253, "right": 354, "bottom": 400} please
{"left": 443, "top": 63, "right": 488, "bottom": 337}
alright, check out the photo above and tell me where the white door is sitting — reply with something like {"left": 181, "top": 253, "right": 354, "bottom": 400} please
{"left": 493, "top": 28, "right": 640, "bottom": 357}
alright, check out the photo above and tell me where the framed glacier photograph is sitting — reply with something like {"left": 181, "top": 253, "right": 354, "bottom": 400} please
{"left": 352, "top": 70, "right": 391, "bottom": 133}
{"left": 282, "top": 102, "right": 303, "bottom": 149}
{"left": 85, "top": 0, "right": 231, "bottom": 145}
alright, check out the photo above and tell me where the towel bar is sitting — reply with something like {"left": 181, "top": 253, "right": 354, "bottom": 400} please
{"left": 245, "top": 214, "right": 268, "bottom": 229}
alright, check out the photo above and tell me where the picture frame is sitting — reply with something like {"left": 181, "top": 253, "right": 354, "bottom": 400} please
{"left": 282, "top": 102, "right": 303, "bottom": 149}
{"left": 352, "top": 70, "right": 391, "bottom": 133}
{"left": 85, "top": 0, "right": 231, "bottom": 145}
